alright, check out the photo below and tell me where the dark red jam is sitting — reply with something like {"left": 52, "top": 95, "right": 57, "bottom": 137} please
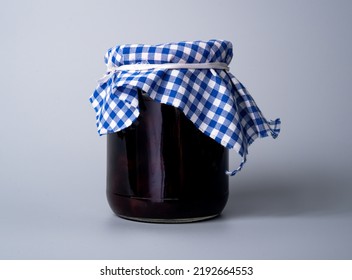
{"left": 106, "top": 92, "right": 229, "bottom": 223}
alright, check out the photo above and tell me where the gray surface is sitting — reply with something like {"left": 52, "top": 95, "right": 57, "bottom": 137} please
{"left": 1, "top": 0, "right": 352, "bottom": 259}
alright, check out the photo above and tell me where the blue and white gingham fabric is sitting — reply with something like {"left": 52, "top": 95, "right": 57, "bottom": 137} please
{"left": 89, "top": 39, "right": 281, "bottom": 175}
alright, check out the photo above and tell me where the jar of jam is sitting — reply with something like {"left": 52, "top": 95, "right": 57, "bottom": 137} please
{"left": 106, "top": 92, "right": 229, "bottom": 222}
{"left": 89, "top": 40, "right": 280, "bottom": 223}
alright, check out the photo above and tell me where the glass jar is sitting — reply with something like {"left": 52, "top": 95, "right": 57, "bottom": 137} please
{"left": 106, "top": 91, "right": 229, "bottom": 223}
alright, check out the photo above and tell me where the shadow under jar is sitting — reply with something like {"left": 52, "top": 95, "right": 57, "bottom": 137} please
{"left": 107, "top": 91, "right": 229, "bottom": 223}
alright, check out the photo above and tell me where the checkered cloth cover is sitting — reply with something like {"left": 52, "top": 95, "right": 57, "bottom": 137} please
{"left": 89, "top": 39, "right": 281, "bottom": 175}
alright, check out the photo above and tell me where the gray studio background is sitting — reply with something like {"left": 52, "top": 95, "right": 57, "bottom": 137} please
{"left": 1, "top": 0, "right": 351, "bottom": 259}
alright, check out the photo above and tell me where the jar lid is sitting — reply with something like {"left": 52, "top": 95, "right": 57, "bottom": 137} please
{"left": 89, "top": 39, "right": 280, "bottom": 175}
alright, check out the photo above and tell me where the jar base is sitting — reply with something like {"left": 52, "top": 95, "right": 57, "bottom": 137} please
{"left": 117, "top": 214, "right": 219, "bottom": 224}
{"left": 107, "top": 192, "right": 228, "bottom": 224}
